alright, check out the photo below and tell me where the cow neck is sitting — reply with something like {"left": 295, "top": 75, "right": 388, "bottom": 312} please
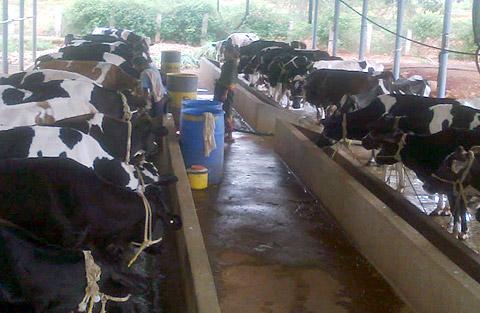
{"left": 331, "top": 114, "right": 362, "bottom": 163}
{"left": 128, "top": 167, "right": 163, "bottom": 267}
{"left": 401, "top": 130, "right": 470, "bottom": 176}
{"left": 78, "top": 250, "right": 130, "bottom": 313}
{"left": 376, "top": 133, "right": 407, "bottom": 163}
{"left": 119, "top": 92, "right": 131, "bottom": 121}
{"left": 431, "top": 150, "right": 477, "bottom": 215}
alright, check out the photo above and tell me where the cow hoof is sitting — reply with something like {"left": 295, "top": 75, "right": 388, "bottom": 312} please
{"left": 446, "top": 224, "right": 454, "bottom": 233}
{"left": 458, "top": 232, "right": 469, "bottom": 240}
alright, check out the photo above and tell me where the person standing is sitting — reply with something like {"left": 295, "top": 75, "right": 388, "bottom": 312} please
{"left": 132, "top": 56, "right": 167, "bottom": 118}
{"left": 214, "top": 45, "right": 240, "bottom": 143}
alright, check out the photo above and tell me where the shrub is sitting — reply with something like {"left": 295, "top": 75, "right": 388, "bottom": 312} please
{"left": 160, "top": 2, "right": 214, "bottom": 45}
{"left": 408, "top": 11, "right": 443, "bottom": 41}
{"left": 63, "top": 0, "right": 158, "bottom": 38}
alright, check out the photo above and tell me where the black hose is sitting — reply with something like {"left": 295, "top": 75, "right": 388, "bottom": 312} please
{"left": 233, "top": 128, "right": 274, "bottom": 136}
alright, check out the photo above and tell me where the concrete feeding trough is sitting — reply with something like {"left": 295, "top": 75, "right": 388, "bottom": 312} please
{"left": 274, "top": 120, "right": 480, "bottom": 313}
{"left": 162, "top": 115, "right": 221, "bottom": 313}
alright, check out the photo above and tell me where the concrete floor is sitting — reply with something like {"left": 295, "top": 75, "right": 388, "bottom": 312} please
{"left": 193, "top": 132, "right": 413, "bottom": 313}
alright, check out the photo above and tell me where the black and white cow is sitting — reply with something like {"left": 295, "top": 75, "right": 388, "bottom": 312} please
{"left": 53, "top": 112, "right": 167, "bottom": 161}
{"left": 322, "top": 94, "right": 459, "bottom": 143}
{"left": 429, "top": 146, "right": 480, "bottom": 230}
{"left": 38, "top": 60, "right": 141, "bottom": 92}
{"left": 313, "top": 59, "right": 384, "bottom": 74}
{"left": 362, "top": 96, "right": 463, "bottom": 149}
{"left": 304, "top": 69, "right": 394, "bottom": 111}
{"left": 0, "top": 125, "right": 161, "bottom": 190}
{"left": 0, "top": 80, "right": 131, "bottom": 119}
{"left": 390, "top": 75, "right": 431, "bottom": 97}
{"left": 90, "top": 27, "right": 151, "bottom": 59}
{"left": 238, "top": 40, "right": 291, "bottom": 74}
{"left": 0, "top": 97, "right": 98, "bottom": 127}
{"left": 61, "top": 41, "right": 134, "bottom": 64}
{"left": 264, "top": 54, "right": 313, "bottom": 103}
{"left": 217, "top": 33, "right": 260, "bottom": 62}
{"left": 0, "top": 218, "right": 146, "bottom": 313}
{"left": 0, "top": 157, "right": 180, "bottom": 261}
{"left": 373, "top": 128, "right": 480, "bottom": 239}
{"left": 36, "top": 51, "right": 139, "bottom": 78}
{"left": 0, "top": 69, "right": 95, "bottom": 87}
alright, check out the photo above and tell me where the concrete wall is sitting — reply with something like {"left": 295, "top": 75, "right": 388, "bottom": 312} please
{"left": 199, "top": 58, "right": 321, "bottom": 134}
{"left": 165, "top": 116, "right": 222, "bottom": 313}
{"left": 274, "top": 120, "right": 480, "bottom": 313}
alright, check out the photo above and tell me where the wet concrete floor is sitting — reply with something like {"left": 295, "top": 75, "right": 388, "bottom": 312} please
{"left": 193, "top": 132, "right": 413, "bottom": 313}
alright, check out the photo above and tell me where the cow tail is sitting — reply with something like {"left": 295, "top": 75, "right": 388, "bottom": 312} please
{"left": 119, "top": 92, "right": 131, "bottom": 121}
{"left": 125, "top": 120, "right": 132, "bottom": 163}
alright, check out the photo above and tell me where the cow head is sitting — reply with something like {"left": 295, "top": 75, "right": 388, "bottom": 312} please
{"left": 142, "top": 184, "right": 182, "bottom": 254}
{"left": 371, "top": 71, "right": 395, "bottom": 94}
{"left": 362, "top": 114, "right": 404, "bottom": 150}
{"left": 373, "top": 131, "right": 408, "bottom": 165}
{"left": 130, "top": 111, "right": 168, "bottom": 157}
{"left": 122, "top": 90, "right": 147, "bottom": 111}
{"left": 425, "top": 146, "right": 475, "bottom": 196}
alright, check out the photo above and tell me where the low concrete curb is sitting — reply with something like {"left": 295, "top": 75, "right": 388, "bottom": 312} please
{"left": 165, "top": 116, "right": 222, "bottom": 313}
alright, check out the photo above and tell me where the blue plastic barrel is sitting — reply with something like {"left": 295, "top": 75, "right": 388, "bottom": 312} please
{"left": 182, "top": 99, "right": 222, "bottom": 110}
{"left": 180, "top": 99, "right": 223, "bottom": 130}
{"left": 180, "top": 106, "right": 225, "bottom": 184}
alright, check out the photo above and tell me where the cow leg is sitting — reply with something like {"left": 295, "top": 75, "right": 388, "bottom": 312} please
{"left": 315, "top": 107, "right": 322, "bottom": 124}
{"left": 285, "top": 89, "right": 292, "bottom": 109}
{"left": 446, "top": 194, "right": 460, "bottom": 235}
{"left": 458, "top": 199, "right": 469, "bottom": 240}
{"left": 440, "top": 195, "right": 451, "bottom": 216}
{"left": 366, "top": 150, "right": 377, "bottom": 166}
{"left": 430, "top": 194, "right": 451, "bottom": 216}
{"left": 395, "top": 163, "right": 406, "bottom": 193}
{"left": 274, "top": 83, "right": 282, "bottom": 102}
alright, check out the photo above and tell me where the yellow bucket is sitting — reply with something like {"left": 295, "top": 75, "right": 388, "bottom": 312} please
{"left": 187, "top": 165, "right": 208, "bottom": 190}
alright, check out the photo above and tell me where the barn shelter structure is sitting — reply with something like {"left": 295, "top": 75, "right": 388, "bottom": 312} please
{"left": 0, "top": 0, "right": 480, "bottom": 312}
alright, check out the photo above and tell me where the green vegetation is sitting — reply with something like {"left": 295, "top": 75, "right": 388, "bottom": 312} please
{"left": 61, "top": 0, "right": 476, "bottom": 58}
{"left": 63, "top": 0, "right": 158, "bottom": 37}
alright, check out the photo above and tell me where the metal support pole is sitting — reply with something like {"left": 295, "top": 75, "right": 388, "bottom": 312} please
{"left": 308, "top": 0, "right": 313, "bottom": 24}
{"left": 393, "top": 0, "right": 405, "bottom": 79}
{"left": 332, "top": 0, "right": 340, "bottom": 56}
{"left": 19, "top": 0, "right": 24, "bottom": 71}
{"left": 32, "top": 0, "right": 37, "bottom": 63}
{"left": 311, "top": 0, "right": 319, "bottom": 49}
{"left": 358, "top": 0, "right": 369, "bottom": 61}
{"left": 2, "top": 0, "right": 8, "bottom": 74}
{"left": 437, "top": 0, "right": 452, "bottom": 98}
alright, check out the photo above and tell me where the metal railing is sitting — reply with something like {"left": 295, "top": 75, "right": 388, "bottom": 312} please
{"left": 312, "top": 0, "right": 471, "bottom": 97}
{"left": 1, "top": 0, "right": 37, "bottom": 73}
